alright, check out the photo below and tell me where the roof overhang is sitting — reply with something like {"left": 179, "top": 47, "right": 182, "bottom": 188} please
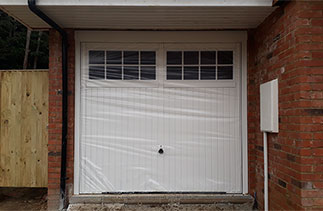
{"left": 0, "top": 0, "right": 276, "bottom": 30}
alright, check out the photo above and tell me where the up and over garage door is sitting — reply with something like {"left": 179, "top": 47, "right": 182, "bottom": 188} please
{"left": 75, "top": 32, "right": 247, "bottom": 194}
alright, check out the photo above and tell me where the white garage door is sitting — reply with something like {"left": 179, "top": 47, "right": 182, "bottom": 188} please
{"left": 78, "top": 42, "right": 242, "bottom": 194}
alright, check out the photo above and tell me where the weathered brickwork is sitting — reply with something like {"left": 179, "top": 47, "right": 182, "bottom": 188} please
{"left": 48, "top": 29, "right": 75, "bottom": 210}
{"left": 248, "top": 1, "right": 323, "bottom": 210}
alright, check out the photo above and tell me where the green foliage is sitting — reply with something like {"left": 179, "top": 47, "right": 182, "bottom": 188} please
{"left": 0, "top": 10, "right": 48, "bottom": 69}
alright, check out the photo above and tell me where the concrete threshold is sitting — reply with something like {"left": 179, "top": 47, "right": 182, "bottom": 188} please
{"left": 70, "top": 193, "right": 254, "bottom": 205}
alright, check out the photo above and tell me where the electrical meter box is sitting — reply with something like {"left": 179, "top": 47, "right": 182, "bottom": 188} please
{"left": 260, "top": 79, "right": 279, "bottom": 133}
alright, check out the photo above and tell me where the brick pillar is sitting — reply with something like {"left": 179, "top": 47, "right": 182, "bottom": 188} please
{"left": 48, "top": 29, "right": 75, "bottom": 210}
{"left": 248, "top": 1, "right": 323, "bottom": 210}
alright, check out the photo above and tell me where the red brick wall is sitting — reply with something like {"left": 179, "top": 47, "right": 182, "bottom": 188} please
{"left": 248, "top": 1, "right": 323, "bottom": 210}
{"left": 48, "top": 29, "right": 75, "bottom": 210}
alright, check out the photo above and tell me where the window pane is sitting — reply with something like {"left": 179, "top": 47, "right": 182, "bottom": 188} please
{"left": 124, "top": 51, "right": 139, "bottom": 64}
{"left": 106, "top": 66, "right": 122, "bottom": 80}
{"left": 89, "top": 51, "right": 104, "bottom": 64}
{"left": 218, "top": 66, "right": 233, "bottom": 80}
{"left": 184, "top": 51, "right": 199, "bottom": 65}
{"left": 141, "top": 66, "right": 156, "bottom": 80}
{"left": 89, "top": 66, "right": 105, "bottom": 79}
{"left": 124, "top": 66, "right": 139, "bottom": 80}
{"left": 107, "top": 51, "right": 122, "bottom": 64}
{"left": 167, "top": 51, "right": 182, "bottom": 65}
{"left": 201, "top": 66, "right": 216, "bottom": 80}
{"left": 184, "top": 66, "right": 199, "bottom": 80}
{"left": 141, "top": 51, "right": 156, "bottom": 65}
{"left": 201, "top": 51, "right": 216, "bottom": 64}
{"left": 167, "top": 66, "right": 182, "bottom": 80}
{"left": 218, "top": 51, "right": 233, "bottom": 64}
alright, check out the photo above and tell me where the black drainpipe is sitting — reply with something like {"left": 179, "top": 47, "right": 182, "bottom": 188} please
{"left": 28, "top": 0, "right": 68, "bottom": 208}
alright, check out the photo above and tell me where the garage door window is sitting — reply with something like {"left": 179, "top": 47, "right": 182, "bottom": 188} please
{"left": 89, "top": 50, "right": 156, "bottom": 80}
{"left": 85, "top": 44, "right": 237, "bottom": 88}
{"left": 167, "top": 50, "right": 233, "bottom": 80}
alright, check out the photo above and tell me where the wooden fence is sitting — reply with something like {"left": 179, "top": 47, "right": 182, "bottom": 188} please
{"left": 0, "top": 70, "right": 48, "bottom": 187}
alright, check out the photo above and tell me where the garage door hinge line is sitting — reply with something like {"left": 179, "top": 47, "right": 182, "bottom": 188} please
{"left": 27, "top": 0, "right": 68, "bottom": 209}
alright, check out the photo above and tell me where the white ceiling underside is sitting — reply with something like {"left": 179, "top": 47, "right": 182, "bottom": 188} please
{"left": 0, "top": 0, "right": 275, "bottom": 30}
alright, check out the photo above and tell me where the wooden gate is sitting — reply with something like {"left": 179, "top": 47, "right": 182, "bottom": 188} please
{"left": 0, "top": 70, "right": 48, "bottom": 187}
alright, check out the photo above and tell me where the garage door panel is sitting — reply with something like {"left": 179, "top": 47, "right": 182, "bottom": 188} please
{"left": 162, "top": 87, "right": 240, "bottom": 192}
{"left": 81, "top": 88, "right": 164, "bottom": 192}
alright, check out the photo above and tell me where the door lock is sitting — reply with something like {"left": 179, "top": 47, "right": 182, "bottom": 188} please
{"left": 158, "top": 146, "right": 164, "bottom": 154}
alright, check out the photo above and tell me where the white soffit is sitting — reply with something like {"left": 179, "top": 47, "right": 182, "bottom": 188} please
{"left": 0, "top": 0, "right": 275, "bottom": 30}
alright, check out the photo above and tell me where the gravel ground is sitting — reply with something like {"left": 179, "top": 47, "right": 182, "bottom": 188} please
{"left": 0, "top": 188, "right": 47, "bottom": 211}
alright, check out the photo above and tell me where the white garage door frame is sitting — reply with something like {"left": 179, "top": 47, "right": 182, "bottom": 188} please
{"left": 74, "top": 31, "right": 248, "bottom": 195}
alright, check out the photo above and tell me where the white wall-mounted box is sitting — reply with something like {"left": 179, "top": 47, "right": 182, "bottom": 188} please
{"left": 260, "top": 79, "right": 279, "bottom": 133}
